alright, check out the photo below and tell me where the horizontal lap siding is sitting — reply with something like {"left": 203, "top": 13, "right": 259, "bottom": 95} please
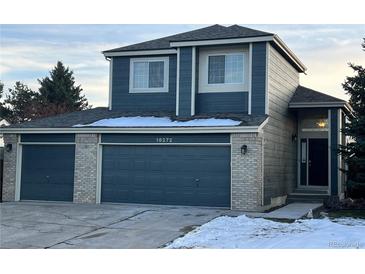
{"left": 178, "top": 47, "right": 192, "bottom": 117}
{"left": 251, "top": 42, "right": 267, "bottom": 115}
{"left": 263, "top": 44, "right": 299, "bottom": 205}
{"left": 196, "top": 92, "right": 248, "bottom": 114}
{"left": 21, "top": 134, "right": 75, "bottom": 143}
{"left": 111, "top": 55, "right": 176, "bottom": 112}
{"left": 101, "top": 133, "right": 230, "bottom": 143}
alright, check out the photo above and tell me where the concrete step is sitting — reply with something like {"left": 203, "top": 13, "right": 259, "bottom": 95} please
{"left": 287, "top": 194, "right": 329, "bottom": 204}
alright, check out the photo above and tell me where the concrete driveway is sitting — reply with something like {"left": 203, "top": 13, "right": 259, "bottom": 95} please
{"left": 0, "top": 202, "right": 231, "bottom": 249}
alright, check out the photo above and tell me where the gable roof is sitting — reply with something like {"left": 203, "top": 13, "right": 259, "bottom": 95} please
{"left": 103, "top": 25, "right": 272, "bottom": 53}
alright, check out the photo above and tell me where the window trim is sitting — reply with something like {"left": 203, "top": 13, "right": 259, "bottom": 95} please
{"left": 199, "top": 47, "right": 249, "bottom": 93}
{"left": 129, "top": 57, "right": 169, "bottom": 93}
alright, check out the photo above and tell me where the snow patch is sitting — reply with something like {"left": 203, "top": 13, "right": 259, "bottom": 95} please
{"left": 73, "top": 116, "right": 241, "bottom": 127}
{"left": 167, "top": 215, "right": 365, "bottom": 249}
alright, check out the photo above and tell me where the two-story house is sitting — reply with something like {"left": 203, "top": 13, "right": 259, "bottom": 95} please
{"left": 0, "top": 25, "right": 351, "bottom": 211}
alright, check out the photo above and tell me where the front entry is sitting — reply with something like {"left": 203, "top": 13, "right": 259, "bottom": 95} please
{"left": 300, "top": 138, "right": 328, "bottom": 187}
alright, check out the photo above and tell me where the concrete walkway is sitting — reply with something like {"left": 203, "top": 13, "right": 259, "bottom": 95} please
{"left": 256, "top": 203, "right": 323, "bottom": 220}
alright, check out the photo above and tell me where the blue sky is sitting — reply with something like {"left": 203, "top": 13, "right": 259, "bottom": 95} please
{"left": 0, "top": 24, "right": 364, "bottom": 107}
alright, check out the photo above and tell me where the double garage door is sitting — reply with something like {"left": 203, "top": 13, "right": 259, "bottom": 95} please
{"left": 20, "top": 134, "right": 231, "bottom": 207}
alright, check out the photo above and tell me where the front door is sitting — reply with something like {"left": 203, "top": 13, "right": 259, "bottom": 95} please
{"left": 300, "top": 138, "right": 328, "bottom": 187}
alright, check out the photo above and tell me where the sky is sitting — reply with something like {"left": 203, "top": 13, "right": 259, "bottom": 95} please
{"left": 0, "top": 24, "right": 364, "bottom": 107}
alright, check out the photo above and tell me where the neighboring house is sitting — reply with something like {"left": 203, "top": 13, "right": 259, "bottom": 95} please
{"left": 0, "top": 119, "right": 10, "bottom": 147}
{"left": 0, "top": 25, "right": 351, "bottom": 211}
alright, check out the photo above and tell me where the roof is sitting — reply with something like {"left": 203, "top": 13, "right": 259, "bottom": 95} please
{"left": 103, "top": 24, "right": 273, "bottom": 53}
{"left": 1, "top": 107, "right": 268, "bottom": 131}
{"left": 289, "top": 85, "right": 350, "bottom": 110}
{"left": 290, "top": 86, "right": 346, "bottom": 104}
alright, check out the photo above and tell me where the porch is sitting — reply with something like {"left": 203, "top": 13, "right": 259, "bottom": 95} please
{"left": 288, "top": 86, "right": 351, "bottom": 202}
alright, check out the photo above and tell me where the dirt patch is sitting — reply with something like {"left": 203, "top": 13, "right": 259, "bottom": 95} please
{"left": 180, "top": 225, "right": 198, "bottom": 234}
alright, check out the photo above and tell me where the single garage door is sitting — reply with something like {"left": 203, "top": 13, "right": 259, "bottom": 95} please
{"left": 20, "top": 144, "right": 75, "bottom": 201}
{"left": 101, "top": 145, "right": 231, "bottom": 207}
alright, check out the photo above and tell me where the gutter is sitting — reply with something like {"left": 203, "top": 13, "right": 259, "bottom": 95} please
{"left": 0, "top": 124, "right": 266, "bottom": 134}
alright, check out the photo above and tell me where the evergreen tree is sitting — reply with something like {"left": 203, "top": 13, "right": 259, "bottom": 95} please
{"left": 3, "top": 82, "right": 39, "bottom": 124}
{"left": 37, "top": 61, "right": 89, "bottom": 116}
{"left": 341, "top": 38, "right": 365, "bottom": 196}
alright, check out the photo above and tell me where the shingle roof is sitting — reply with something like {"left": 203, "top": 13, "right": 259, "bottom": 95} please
{"left": 290, "top": 85, "right": 346, "bottom": 104}
{"left": 4, "top": 107, "right": 268, "bottom": 129}
{"left": 103, "top": 24, "right": 273, "bottom": 53}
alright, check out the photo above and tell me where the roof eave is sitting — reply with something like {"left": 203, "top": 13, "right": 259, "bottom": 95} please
{"left": 0, "top": 125, "right": 264, "bottom": 134}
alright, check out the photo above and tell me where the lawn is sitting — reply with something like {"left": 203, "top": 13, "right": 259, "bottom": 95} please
{"left": 167, "top": 214, "right": 365, "bottom": 249}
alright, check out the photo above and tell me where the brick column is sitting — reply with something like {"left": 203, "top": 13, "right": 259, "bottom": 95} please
{"left": 2, "top": 134, "right": 18, "bottom": 201}
{"left": 73, "top": 134, "right": 99, "bottom": 203}
{"left": 231, "top": 133, "right": 264, "bottom": 211}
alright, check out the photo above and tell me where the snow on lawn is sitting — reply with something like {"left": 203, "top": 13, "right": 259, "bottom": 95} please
{"left": 73, "top": 116, "right": 241, "bottom": 127}
{"left": 167, "top": 215, "right": 365, "bottom": 249}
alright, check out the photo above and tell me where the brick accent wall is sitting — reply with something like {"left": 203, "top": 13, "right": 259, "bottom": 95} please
{"left": 2, "top": 134, "right": 18, "bottom": 201}
{"left": 231, "top": 133, "right": 264, "bottom": 211}
{"left": 73, "top": 134, "right": 99, "bottom": 203}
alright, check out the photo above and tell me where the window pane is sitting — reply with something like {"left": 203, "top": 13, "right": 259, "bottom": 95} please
{"left": 133, "top": 62, "right": 149, "bottom": 88}
{"left": 208, "top": 55, "right": 225, "bottom": 84}
{"left": 149, "top": 61, "right": 164, "bottom": 88}
{"left": 225, "top": 54, "right": 244, "bottom": 83}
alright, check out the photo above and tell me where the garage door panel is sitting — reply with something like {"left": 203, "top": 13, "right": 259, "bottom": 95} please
{"left": 101, "top": 145, "right": 230, "bottom": 207}
{"left": 20, "top": 145, "right": 75, "bottom": 202}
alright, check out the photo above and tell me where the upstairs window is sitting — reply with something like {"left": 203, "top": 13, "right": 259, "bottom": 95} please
{"left": 129, "top": 57, "right": 169, "bottom": 93}
{"left": 199, "top": 47, "right": 248, "bottom": 93}
{"left": 208, "top": 54, "right": 244, "bottom": 84}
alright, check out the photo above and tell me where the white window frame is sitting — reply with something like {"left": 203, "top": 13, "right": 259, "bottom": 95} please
{"left": 198, "top": 47, "right": 249, "bottom": 93}
{"left": 129, "top": 57, "right": 169, "bottom": 93}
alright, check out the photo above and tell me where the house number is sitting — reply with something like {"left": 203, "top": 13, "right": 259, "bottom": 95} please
{"left": 156, "top": 137, "right": 173, "bottom": 143}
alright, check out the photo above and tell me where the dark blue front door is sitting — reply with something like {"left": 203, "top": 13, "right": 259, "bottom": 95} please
{"left": 20, "top": 145, "right": 75, "bottom": 201}
{"left": 101, "top": 145, "right": 231, "bottom": 207}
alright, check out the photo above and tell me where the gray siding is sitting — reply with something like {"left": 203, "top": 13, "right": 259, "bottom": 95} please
{"left": 101, "top": 133, "right": 230, "bottom": 143}
{"left": 178, "top": 47, "right": 193, "bottom": 117}
{"left": 263, "top": 44, "right": 300, "bottom": 205}
{"left": 251, "top": 42, "right": 267, "bottom": 115}
{"left": 21, "top": 134, "right": 75, "bottom": 143}
{"left": 196, "top": 92, "right": 248, "bottom": 114}
{"left": 330, "top": 108, "right": 339, "bottom": 195}
{"left": 111, "top": 55, "right": 176, "bottom": 112}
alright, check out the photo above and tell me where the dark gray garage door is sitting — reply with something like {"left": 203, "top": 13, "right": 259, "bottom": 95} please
{"left": 101, "top": 145, "right": 231, "bottom": 207}
{"left": 20, "top": 145, "right": 75, "bottom": 201}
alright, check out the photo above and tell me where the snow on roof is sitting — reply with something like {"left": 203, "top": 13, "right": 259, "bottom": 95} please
{"left": 73, "top": 116, "right": 241, "bottom": 128}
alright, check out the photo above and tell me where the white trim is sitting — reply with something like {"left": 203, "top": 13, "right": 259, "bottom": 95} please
{"left": 198, "top": 47, "right": 249, "bottom": 93}
{"left": 301, "top": 128, "right": 329, "bottom": 132}
{"left": 176, "top": 48, "right": 180, "bottom": 116}
{"left": 248, "top": 43, "right": 252, "bottom": 115}
{"left": 337, "top": 108, "right": 342, "bottom": 196}
{"left": 129, "top": 57, "right": 169, "bottom": 94}
{"left": 265, "top": 42, "right": 269, "bottom": 115}
{"left": 103, "top": 49, "right": 177, "bottom": 57}
{"left": 191, "top": 46, "right": 196, "bottom": 116}
{"left": 257, "top": 117, "right": 269, "bottom": 132}
{"left": 100, "top": 142, "right": 231, "bottom": 146}
{"left": 229, "top": 134, "right": 233, "bottom": 210}
{"left": 19, "top": 142, "right": 75, "bottom": 145}
{"left": 96, "top": 134, "right": 102, "bottom": 204}
{"left": 289, "top": 102, "right": 347, "bottom": 108}
{"left": 108, "top": 58, "right": 113, "bottom": 110}
{"left": 15, "top": 135, "right": 22, "bottom": 201}
{"left": 170, "top": 36, "right": 274, "bottom": 47}
{"left": 328, "top": 109, "right": 332, "bottom": 195}
{"left": 272, "top": 35, "right": 307, "bottom": 72}
{"left": 0, "top": 126, "right": 263, "bottom": 134}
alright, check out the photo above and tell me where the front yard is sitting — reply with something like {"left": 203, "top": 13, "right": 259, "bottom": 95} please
{"left": 168, "top": 214, "right": 365, "bottom": 249}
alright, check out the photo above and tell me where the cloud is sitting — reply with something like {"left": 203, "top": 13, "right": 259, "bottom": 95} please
{"left": 1, "top": 24, "right": 364, "bottom": 107}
